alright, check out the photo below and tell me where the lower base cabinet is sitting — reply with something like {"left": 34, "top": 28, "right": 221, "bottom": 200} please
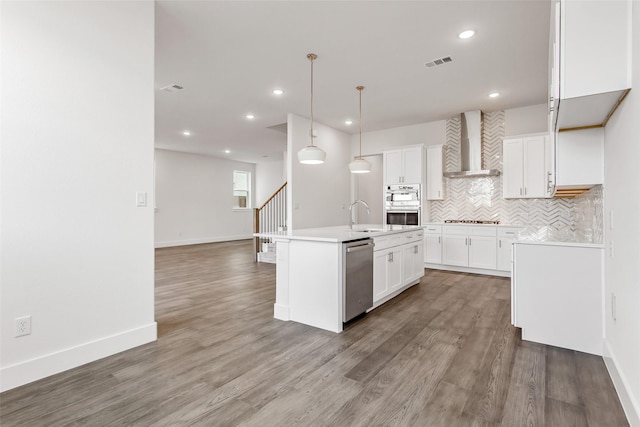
{"left": 373, "top": 230, "right": 424, "bottom": 304}
{"left": 442, "top": 226, "right": 497, "bottom": 270}
{"left": 373, "top": 246, "right": 402, "bottom": 300}
{"left": 424, "top": 224, "right": 523, "bottom": 276}
{"left": 512, "top": 242, "right": 603, "bottom": 355}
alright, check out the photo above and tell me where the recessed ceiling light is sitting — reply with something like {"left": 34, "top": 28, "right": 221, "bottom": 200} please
{"left": 224, "top": 149, "right": 231, "bottom": 154}
{"left": 182, "top": 130, "right": 191, "bottom": 136}
{"left": 272, "top": 89, "right": 284, "bottom": 95}
{"left": 345, "top": 120, "right": 353, "bottom": 125}
{"left": 245, "top": 114, "right": 255, "bottom": 119}
{"left": 489, "top": 92, "right": 500, "bottom": 98}
{"left": 458, "top": 30, "right": 475, "bottom": 39}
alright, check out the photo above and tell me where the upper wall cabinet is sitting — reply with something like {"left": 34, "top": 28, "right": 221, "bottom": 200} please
{"left": 383, "top": 145, "right": 424, "bottom": 186}
{"left": 426, "top": 145, "right": 444, "bottom": 200}
{"left": 549, "top": 0, "right": 632, "bottom": 132}
{"left": 503, "top": 133, "right": 553, "bottom": 199}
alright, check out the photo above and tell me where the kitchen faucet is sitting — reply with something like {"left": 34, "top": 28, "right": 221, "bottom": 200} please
{"left": 348, "top": 200, "right": 370, "bottom": 230}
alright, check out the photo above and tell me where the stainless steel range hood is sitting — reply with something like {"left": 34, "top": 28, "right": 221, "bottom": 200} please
{"left": 443, "top": 110, "right": 500, "bottom": 178}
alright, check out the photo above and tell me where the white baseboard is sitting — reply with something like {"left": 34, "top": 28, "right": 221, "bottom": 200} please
{"left": 0, "top": 322, "right": 157, "bottom": 392}
{"left": 154, "top": 235, "right": 252, "bottom": 248}
{"left": 604, "top": 339, "right": 640, "bottom": 427}
{"left": 424, "top": 263, "right": 510, "bottom": 278}
{"left": 274, "top": 303, "right": 290, "bottom": 321}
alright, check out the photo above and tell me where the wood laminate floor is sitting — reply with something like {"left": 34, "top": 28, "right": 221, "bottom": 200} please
{"left": 0, "top": 240, "right": 629, "bottom": 426}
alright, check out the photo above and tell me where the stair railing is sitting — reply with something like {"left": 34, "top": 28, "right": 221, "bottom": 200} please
{"left": 253, "top": 182, "right": 287, "bottom": 261}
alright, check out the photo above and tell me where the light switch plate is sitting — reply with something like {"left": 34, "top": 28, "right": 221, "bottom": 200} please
{"left": 136, "top": 192, "right": 147, "bottom": 207}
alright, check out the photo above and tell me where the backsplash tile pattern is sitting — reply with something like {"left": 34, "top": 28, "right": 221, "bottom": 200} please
{"left": 429, "top": 111, "right": 603, "bottom": 244}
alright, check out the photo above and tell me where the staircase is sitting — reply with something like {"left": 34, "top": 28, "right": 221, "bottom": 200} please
{"left": 254, "top": 182, "right": 287, "bottom": 263}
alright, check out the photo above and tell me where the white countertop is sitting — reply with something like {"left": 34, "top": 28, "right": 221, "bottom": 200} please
{"left": 254, "top": 224, "right": 422, "bottom": 243}
{"left": 423, "top": 222, "right": 522, "bottom": 228}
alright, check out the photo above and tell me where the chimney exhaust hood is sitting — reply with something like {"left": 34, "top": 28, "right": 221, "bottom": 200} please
{"left": 443, "top": 110, "right": 500, "bottom": 178}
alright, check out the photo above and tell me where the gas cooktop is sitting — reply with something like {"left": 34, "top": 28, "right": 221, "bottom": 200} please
{"left": 444, "top": 219, "right": 500, "bottom": 225}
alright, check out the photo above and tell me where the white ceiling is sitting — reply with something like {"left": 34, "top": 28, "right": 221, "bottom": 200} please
{"left": 155, "top": 1, "right": 551, "bottom": 164}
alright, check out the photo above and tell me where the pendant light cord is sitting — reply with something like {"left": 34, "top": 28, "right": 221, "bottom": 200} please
{"left": 307, "top": 53, "right": 317, "bottom": 147}
{"left": 357, "top": 86, "right": 365, "bottom": 159}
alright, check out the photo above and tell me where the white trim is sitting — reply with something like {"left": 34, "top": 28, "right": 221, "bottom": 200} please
{"left": 603, "top": 340, "right": 640, "bottom": 427}
{"left": 273, "top": 303, "right": 290, "bottom": 321}
{"left": 0, "top": 323, "right": 157, "bottom": 392}
{"left": 154, "top": 235, "right": 252, "bottom": 248}
{"left": 424, "top": 263, "right": 511, "bottom": 278}
{"left": 369, "top": 280, "right": 420, "bottom": 310}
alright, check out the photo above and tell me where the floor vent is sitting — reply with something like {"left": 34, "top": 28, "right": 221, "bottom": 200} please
{"left": 425, "top": 56, "right": 453, "bottom": 68}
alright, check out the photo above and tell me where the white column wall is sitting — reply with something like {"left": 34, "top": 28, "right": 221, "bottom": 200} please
{"left": 154, "top": 149, "right": 255, "bottom": 247}
{"left": 0, "top": 1, "right": 156, "bottom": 391}
{"left": 287, "top": 114, "right": 352, "bottom": 230}
{"left": 602, "top": 2, "right": 640, "bottom": 425}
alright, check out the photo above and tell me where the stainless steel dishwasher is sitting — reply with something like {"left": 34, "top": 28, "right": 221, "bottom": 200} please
{"left": 343, "top": 238, "right": 374, "bottom": 322}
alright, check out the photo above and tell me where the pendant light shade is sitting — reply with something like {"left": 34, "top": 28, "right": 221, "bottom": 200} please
{"left": 349, "top": 157, "right": 372, "bottom": 173}
{"left": 349, "top": 85, "right": 371, "bottom": 174}
{"left": 298, "top": 145, "right": 326, "bottom": 164}
{"left": 298, "top": 53, "right": 326, "bottom": 165}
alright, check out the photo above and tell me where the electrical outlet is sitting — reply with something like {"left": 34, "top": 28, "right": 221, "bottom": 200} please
{"left": 611, "top": 293, "right": 617, "bottom": 323}
{"left": 15, "top": 315, "right": 31, "bottom": 337}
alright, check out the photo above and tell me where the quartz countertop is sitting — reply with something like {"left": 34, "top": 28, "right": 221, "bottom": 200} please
{"left": 254, "top": 224, "right": 422, "bottom": 243}
{"left": 423, "top": 222, "right": 522, "bottom": 228}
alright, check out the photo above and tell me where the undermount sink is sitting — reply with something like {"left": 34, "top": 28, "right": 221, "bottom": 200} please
{"left": 352, "top": 228, "right": 385, "bottom": 233}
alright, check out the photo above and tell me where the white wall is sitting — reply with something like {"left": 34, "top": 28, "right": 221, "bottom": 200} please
{"left": 255, "top": 158, "right": 285, "bottom": 207}
{"left": 0, "top": 1, "right": 156, "bottom": 391}
{"left": 602, "top": 2, "right": 640, "bottom": 424}
{"left": 154, "top": 149, "right": 255, "bottom": 247}
{"left": 287, "top": 114, "right": 352, "bottom": 229}
{"left": 352, "top": 121, "right": 447, "bottom": 157}
{"left": 504, "top": 103, "right": 548, "bottom": 136}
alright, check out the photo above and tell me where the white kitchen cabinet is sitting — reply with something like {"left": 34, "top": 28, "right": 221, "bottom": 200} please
{"left": 497, "top": 227, "right": 522, "bottom": 272}
{"left": 383, "top": 145, "right": 424, "bottom": 186}
{"left": 373, "top": 230, "right": 424, "bottom": 305}
{"left": 512, "top": 241, "right": 603, "bottom": 355}
{"left": 426, "top": 145, "right": 444, "bottom": 200}
{"left": 373, "top": 246, "right": 403, "bottom": 301}
{"left": 403, "top": 237, "right": 424, "bottom": 285}
{"left": 555, "top": 128, "right": 604, "bottom": 190}
{"left": 442, "top": 226, "right": 497, "bottom": 270}
{"left": 468, "top": 235, "right": 497, "bottom": 270}
{"left": 423, "top": 224, "right": 442, "bottom": 264}
{"left": 503, "top": 134, "right": 552, "bottom": 199}
{"left": 442, "top": 234, "right": 468, "bottom": 267}
{"left": 550, "top": 0, "right": 631, "bottom": 131}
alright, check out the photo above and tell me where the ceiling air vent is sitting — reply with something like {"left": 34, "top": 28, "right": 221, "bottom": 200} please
{"left": 160, "top": 84, "right": 184, "bottom": 93}
{"left": 425, "top": 56, "right": 453, "bottom": 68}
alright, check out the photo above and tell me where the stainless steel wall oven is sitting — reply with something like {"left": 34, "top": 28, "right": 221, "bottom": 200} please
{"left": 385, "top": 184, "right": 421, "bottom": 226}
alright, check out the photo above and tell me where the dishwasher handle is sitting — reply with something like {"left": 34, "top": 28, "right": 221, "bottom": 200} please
{"left": 346, "top": 242, "right": 374, "bottom": 253}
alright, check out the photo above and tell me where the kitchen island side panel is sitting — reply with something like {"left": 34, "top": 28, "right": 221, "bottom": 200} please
{"left": 513, "top": 242, "right": 603, "bottom": 355}
{"left": 288, "top": 240, "right": 343, "bottom": 333}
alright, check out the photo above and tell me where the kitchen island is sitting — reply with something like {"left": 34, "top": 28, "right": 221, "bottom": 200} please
{"left": 255, "top": 225, "right": 424, "bottom": 333}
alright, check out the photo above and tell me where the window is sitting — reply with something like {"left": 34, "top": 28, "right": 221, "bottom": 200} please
{"left": 232, "top": 170, "right": 251, "bottom": 209}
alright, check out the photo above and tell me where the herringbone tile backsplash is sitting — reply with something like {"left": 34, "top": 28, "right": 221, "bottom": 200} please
{"left": 429, "top": 111, "right": 603, "bottom": 244}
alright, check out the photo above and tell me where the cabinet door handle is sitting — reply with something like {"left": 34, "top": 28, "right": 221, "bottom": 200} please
{"left": 469, "top": 238, "right": 471, "bottom": 246}
{"left": 524, "top": 187, "right": 527, "bottom": 196}
{"left": 438, "top": 190, "right": 441, "bottom": 198}
{"left": 465, "top": 238, "right": 468, "bottom": 246}
{"left": 438, "top": 236, "right": 441, "bottom": 244}
{"left": 388, "top": 252, "right": 393, "bottom": 262}
{"left": 499, "top": 240, "right": 502, "bottom": 248}
{"left": 414, "top": 245, "right": 418, "bottom": 254}
{"left": 519, "top": 188, "right": 523, "bottom": 196}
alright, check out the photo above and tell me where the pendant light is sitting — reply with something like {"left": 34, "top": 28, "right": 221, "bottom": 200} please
{"left": 297, "top": 53, "right": 326, "bottom": 165}
{"left": 349, "top": 86, "right": 371, "bottom": 174}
